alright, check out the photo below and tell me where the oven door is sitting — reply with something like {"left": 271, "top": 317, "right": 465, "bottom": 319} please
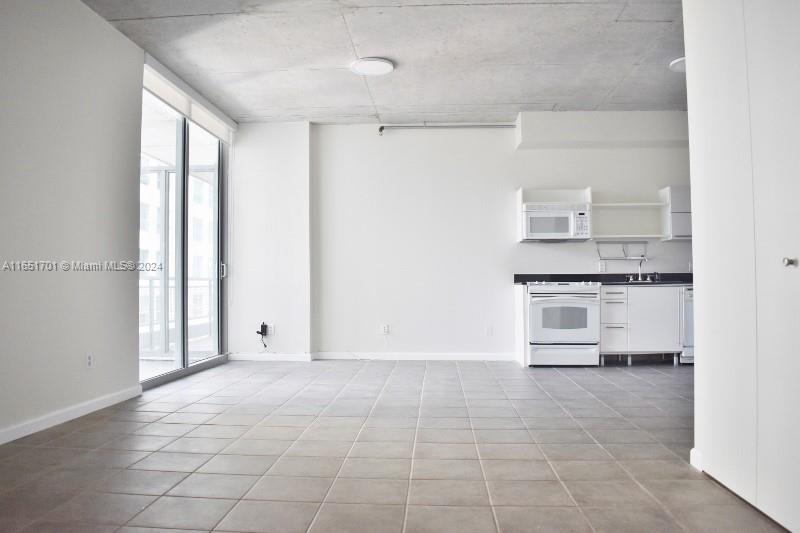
{"left": 524, "top": 211, "right": 575, "bottom": 240}
{"left": 529, "top": 296, "right": 600, "bottom": 344}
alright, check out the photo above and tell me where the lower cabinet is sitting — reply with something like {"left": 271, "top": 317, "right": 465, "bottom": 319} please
{"left": 627, "top": 286, "right": 682, "bottom": 353}
{"left": 601, "top": 323, "right": 628, "bottom": 352}
{"left": 600, "top": 285, "right": 683, "bottom": 355}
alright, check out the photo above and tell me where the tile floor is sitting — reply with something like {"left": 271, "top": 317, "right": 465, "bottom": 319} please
{"left": 0, "top": 361, "right": 785, "bottom": 532}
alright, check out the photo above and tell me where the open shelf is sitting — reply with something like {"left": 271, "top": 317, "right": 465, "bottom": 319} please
{"left": 594, "top": 234, "right": 665, "bottom": 240}
{"left": 592, "top": 202, "right": 667, "bottom": 208}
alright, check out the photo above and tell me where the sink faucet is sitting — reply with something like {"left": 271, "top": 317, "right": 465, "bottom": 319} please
{"left": 638, "top": 255, "right": 648, "bottom": 281}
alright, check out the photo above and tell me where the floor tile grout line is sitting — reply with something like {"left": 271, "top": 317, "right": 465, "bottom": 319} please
{"left": 506, "top": 367, "right": 597, "bottom": 533}
{"left": 119, "top": 361, "right": 368, "bottom": 531}
{"left": 565, "top": 367, "right": 690, "bottom": 462}
{"left": 0, "top": 368, "right": 223, "bottom": 527}
{"left": 553, "top": 367, "right": 692, "bottom": 533}
{"left": 458, "top": 361, "right": 501, "bottom": 533}
{"left": 400, "top": 360, "right": 426, "bottom": 533}
{"left": 114, "top": 365, "right": 311, "bottom": 530}
{"left": 7, "top": 364, "right": 298, "bottom": 532}
{"left": 583, "top": 364, "right": 691, "bottom": 420}
{"left": 303, "top": 360, "right": 400, "bottom": 533}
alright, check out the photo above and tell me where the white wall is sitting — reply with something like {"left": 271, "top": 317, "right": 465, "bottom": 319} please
{"left": 227, "top": 123, "right": 312, "bottom": 358}
{"left": 0, "top": 1, "right": 144, "bottom": 442}
{"left": 226, "top": 115, "right": 692, "bottom": 358}
{"left": 682, "top": 0, "right": 759, "bottom": 503}
{"left": 309, "top": 123, "right": 691, "bottom": 357}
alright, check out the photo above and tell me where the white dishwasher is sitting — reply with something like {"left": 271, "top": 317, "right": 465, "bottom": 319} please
{"left": 680, "top": 287, "right": 694, "bottom": 364}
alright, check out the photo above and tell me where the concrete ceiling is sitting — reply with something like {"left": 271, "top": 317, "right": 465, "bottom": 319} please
{"left": 82, "top": 0, "right": 687, "bottom": 124}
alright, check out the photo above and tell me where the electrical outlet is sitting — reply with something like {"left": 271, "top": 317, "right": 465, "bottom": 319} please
{"left": 381, "top": 324, "right": 390, "bottom": 335}
{"left": 598, "top": 261, "right": 607, "bottom": 273}
{"left": 86, "top": 353, "right": 93, "bottom": 368}
{"left": 267, "top": 324, "right": 275, "bottom": 335}
{"left": 486, "top": 325, "right": 494, "bottom": 337}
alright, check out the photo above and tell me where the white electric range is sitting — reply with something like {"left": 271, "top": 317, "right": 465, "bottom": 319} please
{"left": 527, "top": 281, "right": 601, "bottom": 366}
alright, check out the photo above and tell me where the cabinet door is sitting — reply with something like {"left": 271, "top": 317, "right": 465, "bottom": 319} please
{"left": 670, "top": 185, "right": 692, "bottom": 213}
{"left": 601, "top": 324, "right": 628, "bottom": 352}
{"left": 627, "top": 287, "right": 681, "bottom": 353}
{"left": 670, "top": 213, "right": 692, "bottom": 240}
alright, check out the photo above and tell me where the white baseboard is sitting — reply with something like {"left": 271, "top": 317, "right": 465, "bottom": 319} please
{"left": 313, "top": 352, "right": 516, "bottom": 361}
{"left": 0, "top": 384, "right": 142, "bottom": 445}
{"left": 690, "top": 447, "right": 703, "bottom": 471}
{"left": 229, "top": 352, "right": 313, "bottom": 362}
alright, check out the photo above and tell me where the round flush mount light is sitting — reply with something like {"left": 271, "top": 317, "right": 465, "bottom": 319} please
{"left": 668, "top": 56, "right": 686, "bottom": 73}
{"left": 350, "top": 57, "right": 394, "bottom": 76}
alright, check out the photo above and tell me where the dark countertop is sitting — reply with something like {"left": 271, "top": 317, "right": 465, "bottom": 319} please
{"left": 513, "top": 273, "right": 692, "bottom": 285}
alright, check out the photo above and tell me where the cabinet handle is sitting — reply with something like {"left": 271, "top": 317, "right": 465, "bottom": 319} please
{"left": 604, "top": 301, "right": 625, "bottom": 304}
{"left": 604, "top": 325, "right": 625, "bottom": 329}
{"left": 605, "top": 291, "right": 625, "bottom": 295}
{"left": 783, "top": 257, "right": 798, "bottom": 267}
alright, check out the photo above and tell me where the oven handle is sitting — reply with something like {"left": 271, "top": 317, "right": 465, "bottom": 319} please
{"left": 530, "top": 296, "right": 600, "bottom": 305}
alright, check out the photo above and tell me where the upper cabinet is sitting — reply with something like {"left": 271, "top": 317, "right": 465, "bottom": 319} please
{"left": 517, "top": 186, "right": 692, "bottom": 242}
{"left": 660, "top": 185, "right": 692, "bottom": 241}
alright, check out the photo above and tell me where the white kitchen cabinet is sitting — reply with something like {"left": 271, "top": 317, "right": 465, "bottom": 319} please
{"left": 627, "top": 286, "right": 682, "bottom": 353}
{"left": 601, "top": 324, "right": 628, "bottom": 352}
{"left": 601, "top": 299, "right": 627, "bottom": 323}
{"left": 600, "top": 286, "right": 627, "bottom": 299}
{"left": 660, "top": 185, "right": 692, "bottom": 241}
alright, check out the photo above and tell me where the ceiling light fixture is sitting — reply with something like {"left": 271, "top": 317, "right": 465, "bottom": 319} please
{"left": 350, "top": 57, "right": 394, "bottom": 76}
{"left": 668, "top": 56, "right": 686, "bottom": 73}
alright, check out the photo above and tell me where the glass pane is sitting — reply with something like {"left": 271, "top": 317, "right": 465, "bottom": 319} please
{"left": 531, "top": 216, "right": 570, "bottom": 234}
{"left": 139, "top": 91, "right": 183, "bottom": 380}
{"left": 187, "top": 122, "right": 220, "bottom": 364}
{"left": 542, "top": 306, "right": 587, "bottom": 330}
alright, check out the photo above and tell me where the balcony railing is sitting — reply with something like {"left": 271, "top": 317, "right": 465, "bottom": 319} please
{"left": 138, "top": 277, "right": 217, "bottom": 358}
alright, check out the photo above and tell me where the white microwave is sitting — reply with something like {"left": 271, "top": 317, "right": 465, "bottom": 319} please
{"left": 522, "top": 203, "right": 591, "bottom": 241}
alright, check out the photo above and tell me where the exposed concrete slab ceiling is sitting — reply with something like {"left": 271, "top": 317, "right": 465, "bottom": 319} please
{"left": 82, "top": 0, "right": 686, "bottom": 124}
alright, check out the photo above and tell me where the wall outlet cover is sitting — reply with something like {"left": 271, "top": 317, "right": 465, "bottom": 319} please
{"left": 86, "top": 354, "right": 93, "bottom": 368}
{"left": 598, "top": 261, "right": 607, "bottom": 272}
{"left": 267, "top": 324, "right": 275, "bottom": 335}
{"left": 381, "top": 324, "right": 390, "bottom": 335}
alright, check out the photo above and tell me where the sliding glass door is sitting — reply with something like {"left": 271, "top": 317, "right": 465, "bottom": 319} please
{"left": 139, "top": 91, "right": 222, "bottom": 381}
{"left": 187, "top": 123, "right": 220, "bottom": 364}
{"left": 139, "top": 92, "right": 183, "bottom": 381}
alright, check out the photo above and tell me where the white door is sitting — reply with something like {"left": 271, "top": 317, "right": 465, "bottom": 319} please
{"left": 745, "top": 1, "right": 800, "bottom": 528}
{"left": 627, "top": 287, "right": 681, "bottom": 353}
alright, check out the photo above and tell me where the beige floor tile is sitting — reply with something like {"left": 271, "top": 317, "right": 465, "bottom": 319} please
{"left": 409, "top": 479, "right": 489, "bottom": 506}
{"left": 495, "top": 506, "right": 592, "bottom": 533}
{"left": 338, "top": 458, "right": 410, "bottom": 479}
{"left": 46, "top": 492, "right": 155, "bottom": 525}
{"left": 128, "top": 495, "right": 235, "bottom": 530}
{"left": 582, "top": 506, "right": 683, "bottom": 533}
{"left": 481, "top": 459, "right": 556, "bottom": 480}
{"left": 309, "top": 503, "right": 405, "bottom": 533}
{"left": 326, "top": 478, "right": 408, "bottom": 504}
{"left": 488, "top": 480, "right": 575, "bottom": 506}
{"left": 130, "top": 452, "right": 212, "bottom": 472}
{"left": 405, "top": 505, "right": 496, "bottom": 533}
{"left": 266, "top": 456, "right": 344, "bottom": 477}
{"left": 197, "top": 454, "right": 278, "bottom": 475}
{"left": 98, "top": 469, "right": 187, "bottom": 495}
{"left": 167, "top": 472, "right": 258, "bottom": 498}
{"left": 245, "top": 475, "right": 333, "bottom": 502}
{"left": 215, "top": 500, "right": 318, "bottom": 533}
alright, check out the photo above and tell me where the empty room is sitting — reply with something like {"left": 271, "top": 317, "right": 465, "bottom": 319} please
{"left": 0, "top": 0, "right": 797, "bottom": 532}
